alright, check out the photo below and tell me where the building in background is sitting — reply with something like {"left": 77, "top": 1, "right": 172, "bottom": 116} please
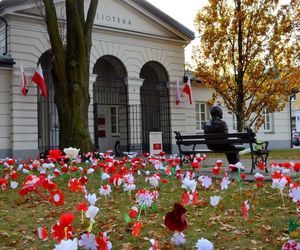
{"left": 0, "top": 0, "right": 292, "bottom": 159}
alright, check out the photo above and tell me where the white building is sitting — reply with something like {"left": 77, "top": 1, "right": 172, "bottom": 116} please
{"left": 0, "top": 0, "right": 291, "bottom": 159}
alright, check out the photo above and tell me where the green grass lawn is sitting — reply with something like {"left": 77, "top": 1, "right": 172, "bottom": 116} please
{"left": 0, "top": 159, "right": 299, "bottom": 249}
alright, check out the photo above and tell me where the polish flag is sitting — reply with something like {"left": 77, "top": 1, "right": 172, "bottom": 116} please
{"left": 175, "top": 77, "right": 181, "bottom": 105}
{"left": 20, "top": 63, "right": 28, "bottom": 96}
{"left": 182, "top": 77, "right": 192, "bottom": 104}
{"left": 31, "top": 64, "right": 47, "bottom": 97}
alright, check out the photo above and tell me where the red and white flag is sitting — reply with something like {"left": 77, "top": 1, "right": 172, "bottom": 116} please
{"left": 20, "top": 63, "right": 28, "bottom": 96}
{"left": 182, "top": 77, "right": 192, "bottom": 104}
{"left": 176, "top": 77, "right": 181, "bottom": 105}
{"left": 31, "top": 64, "right": 47, "bottom": 97}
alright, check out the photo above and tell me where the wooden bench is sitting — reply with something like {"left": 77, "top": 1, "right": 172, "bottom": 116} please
{"left": 174, "top": 130, "right": 269, "bottom": 174}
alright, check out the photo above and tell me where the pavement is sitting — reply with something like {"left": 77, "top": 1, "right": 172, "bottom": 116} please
{"left": 197, "top": 157, "right": 300, "bottom": 182}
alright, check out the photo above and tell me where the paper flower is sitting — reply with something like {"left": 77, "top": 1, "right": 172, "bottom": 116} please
{"left": 272, "top": 178, "right": 287, "bottom": 191}
{"left": 54, "top": 238, "right": 78, "bottom": 250}
{"left": 171, "top": 231, "right": 186, "bottom": 246}
{"left": 148, "top": 239, "right": 158, "bottom": 250}
{"left": 50, "top": 189, "right": 65, "bottom": 206}
{"left": 220, "top": 177, "right": 230, "bottom": 190}
{"left": 78, "top": 233, "right": 97, "bottom": 250}
{"left": 132, "top": 221, "right": 142, "bottom": 237}
{"left": 51, "top": 214, "right": 73, "bottom": 242}
{"left": 96, "top": 232, "right": 112, "bottom": 250}
{"left": 48, "top": 149, "right": 63, "bottom": 162}
{"left": 37, "top": 227, "right": 48, "bottom": 241}
{"left": 149, "top": 174, "right": 160, "bottom": 188}
{"left": 63, "top": 147, "right": 80, "bottom": 159}
{"left": 199, "top": 176, "right": 213, "bottom": 189}
{"left": 136, "top": 189, "right": 155, "bottom": 207}
{"left": 68, "top": 178, "right": 82, "bottom": 192}
{"left": 210, "top": 196, "right": 220, "bottom": 207}
{"left": 86, "top": 193, "right": 98, "bottom": 205}
{"left": 181, "top": 176, "right": 197, "bottom": 192}
{"left": 129, "top": 206, "right": 138, "bottom": 219}
{"left": 212, "top": 166, "right": 221, "bottom": 176}
{"left": 164, "top": 203, "right": 188, "bottom": 232}
{"left": 101, "top": 172, "right": 110, "bottom": 181}
{"left": 10, "top": 181, "right": 18, "bottom": 189}
{"left": 76, "top": 202, "right": 88, "bottom": 212}
{"left": 289, "top": 186, "right": 300, "bottom": 203}
{"left": 254, "top": 173, "right": 264, "bottom": 181}
{"left": 86, "top": 205, "right": 100, "bottom": 222}
{"left": 123, "top": 183, "right": 136, "bottom": 192}
{"left": 242, "top": 200, "right": 250, "bottom": 220}
{"left": 99, "top": 184, "right": 112, "bottom": 197}
{"left": 282, "top": 240, "right": 300, "bottom": 250}
{"left": 195, "top": 238, "right": 213, "bottom": 250}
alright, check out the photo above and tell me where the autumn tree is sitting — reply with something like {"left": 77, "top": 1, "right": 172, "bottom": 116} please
{"left": 41, "top": 0, "right": 98, "bottom": 151}
{"left": 193, "top": 0, "right": 300, "bottom": 131}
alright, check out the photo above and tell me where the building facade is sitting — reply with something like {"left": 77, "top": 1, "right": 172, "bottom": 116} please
{"left": 0, "top": 0, "right": 292, "bottom": 159}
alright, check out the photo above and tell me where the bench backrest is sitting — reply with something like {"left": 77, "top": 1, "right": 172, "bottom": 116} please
{"left": 174, "top": 131, "right": 256, "bottom": 146}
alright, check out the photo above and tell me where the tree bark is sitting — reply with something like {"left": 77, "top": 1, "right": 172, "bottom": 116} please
{"left": 42, "top": 0, "right": 98, "bottom": 152}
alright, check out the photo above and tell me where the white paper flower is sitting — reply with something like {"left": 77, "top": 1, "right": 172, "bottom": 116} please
{"left": 101, "top": 173, "right": 110, "bottom": 181}
{"left": 123, "top": 183, "right": 136, "bottom": 192}
{"left": 87, "top": 168, "right": 94, "bottom": 174}
{"left": 54, "top": 238, "right": 78, "bottom": 250}
{"left": 289, "top": 186, "right": 300, "bottom": 203}
{"left": 254, "top": 173, "right": 264, "bottom": 181}
{"left": 210, "top": 196, "right": 220, "bottom": 207}
{"left": 272, "top": 178, "right": 287, "bottom": 191}
{"left": 220, "top": 177, "right": 230, "bottom": 190}
{"left": 86, "top": 193, "right": 98, "bottom": 205}
{"left": 99, "top": 185, "right": 112, "bottom": 197}
{"left": 199, "top": 176, "right": 213, "bottom": 189}
{"left": 171, "top": 231, "right": 186, "bottom": 246}
{"left": 10, "top": 181, "right": 18, "bottom": 189}
{"left": 63, "top": 147, "right": 80, "bottom": 159}
{"left": 123, "top": 173, "right": 135, "bottom": 184}
{"left": 86, "top": 205, "right": 100, "bottom": 222}
{"left": 195, "top": 238, "right": 213, "bottom": 250}
{"left": 181, "top": 176, "right": 197, "bottom": 192}
{"left": 78, "top": 233, "right": 97, "bottom": 250}
{"left": 136, "top": 190, "right": 154, "bottom": 207}
{"left": 149, "top": 175, "right": 160, "bottom": 188}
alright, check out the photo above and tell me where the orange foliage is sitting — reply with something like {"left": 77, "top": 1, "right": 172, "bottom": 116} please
{"left": 193, "top": 0, "right": 300, "bottom": 131}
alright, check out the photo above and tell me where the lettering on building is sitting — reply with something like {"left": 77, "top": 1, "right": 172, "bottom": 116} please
{"left": 96, "top": 13, "right": 132, "bottom": 26}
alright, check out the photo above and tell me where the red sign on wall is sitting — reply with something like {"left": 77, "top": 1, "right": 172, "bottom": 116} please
{"left": 153, "top": 143, "right": 162, "bottom": 150}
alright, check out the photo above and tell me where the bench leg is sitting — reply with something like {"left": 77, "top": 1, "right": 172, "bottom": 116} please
{"left": 250, "top": 144, "right": 255, "bottom": 174}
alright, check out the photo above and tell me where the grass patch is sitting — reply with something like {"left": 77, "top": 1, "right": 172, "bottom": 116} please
{"left": 0, "top": 159, "right": 299, "bottom": 249}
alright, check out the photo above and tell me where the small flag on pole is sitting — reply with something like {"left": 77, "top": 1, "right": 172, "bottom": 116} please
{"left": 182, "top": 77, "right": 193, "bottom": 105}
{"left": 176, "top": 77, "right": 181, "bottom": 105}
{"left": 31, "top": 64, "right": 47, "bottom": 97}
{"left": 20, "top": 63, "right": 28, "bottom": 96}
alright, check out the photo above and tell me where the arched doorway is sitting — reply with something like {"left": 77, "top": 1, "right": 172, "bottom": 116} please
{"left": 37, "top": 50, "right": 59, "bottom": 152}
{"left": 93, "top": 55, "right": 128, "bottom": 154}
{"left": 140, "top": 61, "right": 171, "bottom": 153}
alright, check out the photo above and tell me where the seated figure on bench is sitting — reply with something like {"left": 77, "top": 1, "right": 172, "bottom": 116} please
{"left": 204, "top": 105, "right": 240, "bottom": 165}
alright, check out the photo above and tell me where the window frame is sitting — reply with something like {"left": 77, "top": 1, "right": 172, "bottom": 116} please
{"left": 195, "top": 102, "right": 208, "bottom": 132}
{"left": 110, "top": 106, "right": 120, "bottom": 136}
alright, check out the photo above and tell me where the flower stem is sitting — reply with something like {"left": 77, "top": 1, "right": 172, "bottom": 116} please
{"left": 34, "top": 188, "right": 48, "bottom": 201}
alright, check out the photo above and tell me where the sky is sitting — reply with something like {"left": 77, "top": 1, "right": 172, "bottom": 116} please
{"left": 147, "top": 0, "right": 291, "bottom": 64}
{"left": 147, "top": 0, "right": 208, "bottom": 64}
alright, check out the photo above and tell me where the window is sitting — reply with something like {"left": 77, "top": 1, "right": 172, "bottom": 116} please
{"left": 111, "top": 106, "right": 119, "bottom": 135}
{"left": 263, "top": 108, "right": 273, "bottom": 132}
{"left": 232, "top": 114, "right": 237, "bottom": 131}
{"left": 196, "top": 102, "right": 207, "bottom": 131}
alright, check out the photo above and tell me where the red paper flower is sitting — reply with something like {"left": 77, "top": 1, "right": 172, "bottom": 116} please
{"left": 129, "top": 206, "right": 138, "bottom": 219}
{"left": 132, "top": 221, "right": 142, "bottom": 237}
{"left": 6, "top": 159, "right": 15, "bottom": 166}
{"left": 48, "top": 149, "right": 63, "bottom": 162}
{"left": 51, "top": 223, "right": 72, "bottom": 242}
{"left": 96, "top": 232, "right": 110, "bottom": 250}
{"left": 37, "top": 227, "right": 48, "bottom": 240}
{"left": 76, "top": 202, "right": 88, "bottom": 212}
{"left": 240, "top": 173, "right": 247, "bottom": 180}
{"left": 59, "top": 213, "right": 75, "bottom": 227}
{"left": 212, "top": 166, "right": 221, "bottom": 176}
{"left": 258, "top": 161, "right": 265, "bottom": 171}
{"left": 294, "top": 162, "right": 300, "bottom": 172}
{"left": 68, "top": 178, "right": 82, "bottom": 192}
{"left": 50, "top": 189, "right": 65, "bottom": 206}
{"left": 192, "top": 191, "right": 199, "bottom": 205}
{"left": 164, "top": 203, "right": 188, "bottom": 232}
{"left": 191, "top": 161, "right": 200, "bottom": 170}
{"left": 181, "top": 191, "right": 190, "bottom": 206}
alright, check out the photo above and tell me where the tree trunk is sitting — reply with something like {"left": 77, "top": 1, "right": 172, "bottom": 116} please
{"left": 43, "top": 0, "right": 97, "bottom": 153}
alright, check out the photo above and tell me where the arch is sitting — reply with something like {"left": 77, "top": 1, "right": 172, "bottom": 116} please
{"left": 140, "top": 61, "right": 171, "bottom": 153}
{"left": 37, "top": 49, "right": 59, "bottom": 152}
{"left": 93, "top": 55, "right": 129, "bottom": 153}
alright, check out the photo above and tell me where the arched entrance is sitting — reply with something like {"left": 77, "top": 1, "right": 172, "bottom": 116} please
{"left": 37, "top": 50, "right": 59, "bottom": 152}
{"left": 140, "top": 61, "right": 171, "bottom": 153}
{"left": 93, "top": 55, "right": 128, "bottom": 153}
